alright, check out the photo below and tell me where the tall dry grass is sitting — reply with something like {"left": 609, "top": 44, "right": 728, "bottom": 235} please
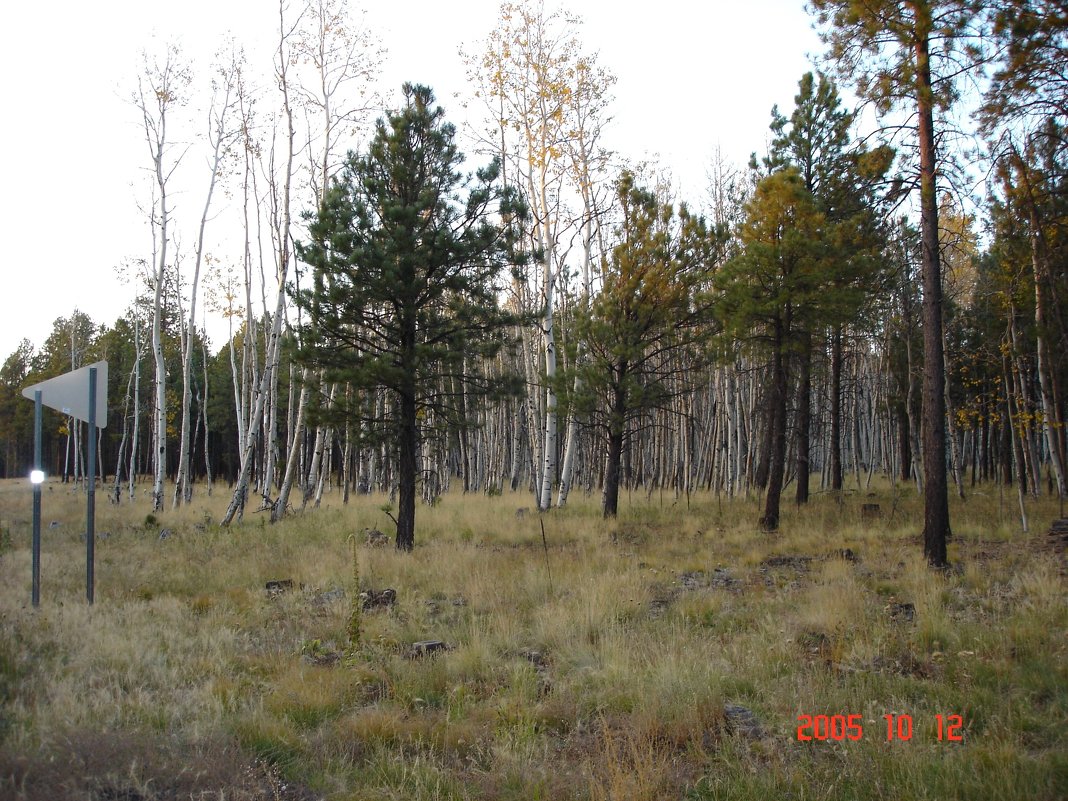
{"left": 0, "top": 476, "right": 1064, "bottom": 800}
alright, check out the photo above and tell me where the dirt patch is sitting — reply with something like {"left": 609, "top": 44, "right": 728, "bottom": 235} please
{"left": 0, "top": 731, "right": 322, "bottom": 801}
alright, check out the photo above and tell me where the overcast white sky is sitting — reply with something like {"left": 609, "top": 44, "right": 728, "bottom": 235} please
{"left": 0, "top": 0, "right": 823, "bottom": 360}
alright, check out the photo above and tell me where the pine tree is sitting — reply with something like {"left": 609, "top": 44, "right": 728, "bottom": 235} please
{"left": 294, "top": 84, "right": 527, "bottom": 551}
{"left": 716, "top": 169, "right": 827, "bottom": 531}
{"left": 762, "top": 71, "right": 891, "bottom": 502}
{"left": 810, "top": 0, "right": 985, "bottom": 565}
{"left": 572, "top": 172, "right": 718, "bottom": 518}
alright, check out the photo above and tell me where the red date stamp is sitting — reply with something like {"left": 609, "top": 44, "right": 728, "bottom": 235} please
{"left": 796, "top": 713, "right": 963, "bottom": 742}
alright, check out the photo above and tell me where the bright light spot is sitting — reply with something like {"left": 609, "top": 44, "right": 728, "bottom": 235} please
{"left": 30, "top": 470, "right": 45, "bottom": 485}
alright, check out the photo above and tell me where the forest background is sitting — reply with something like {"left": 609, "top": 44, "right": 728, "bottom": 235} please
{"left": 0, "top": 0, "right": 1065, "bottom": 561}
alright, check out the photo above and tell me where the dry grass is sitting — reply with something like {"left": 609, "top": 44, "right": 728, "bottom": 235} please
{"left": 0, "top": 477, "right": 1066, "bottom": 800}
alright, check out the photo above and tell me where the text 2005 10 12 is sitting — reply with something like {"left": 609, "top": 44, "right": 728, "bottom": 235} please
{"left": 796, "top": 714, "right": 964, "bottom": 741}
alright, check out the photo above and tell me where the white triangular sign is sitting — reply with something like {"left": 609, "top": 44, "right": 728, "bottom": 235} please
{"left": 22, "top": 361, "right": 108, "bottom": 428}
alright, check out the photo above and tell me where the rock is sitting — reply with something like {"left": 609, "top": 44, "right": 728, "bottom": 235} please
{"left": 1048, "top": 519, "right": 1068, "bottom": 547}
{"left": 365, "top": 528, "right": 390, "bottom": 547}
{"left": 265, "top": 579, "right": 295, "bottom": 597}
{"left": 648, "top": 583, "right": 678, "bottom": 618}
{"left": 760, "top": 555, "right": 812, "bottom": 570}
{"left": 861, "top": 503, "right": 882, "bottom": 520}
{"left": 158, "top": 528, "right": 175, "bottom": 541}
{"left": 709, "top": 567, "right": 741, "bottom": 590}
{"left": 675, "top": 568, "right": 740, "bottom": 591}
{"left": 724, "top": 704, "right": 766, "bottom": 740}
{"left": 519, "top": 648, "right": 549, "bottom": 670}
{"left": 359, "top": 588, "right": 397, "bottom": 610}
{"left": 302, "top": 650, "right": 341, "bottom": 667}
{"left": 408, "top": 640, "right": 450, "bottom": 659}
{"left": 301, "top": 639, "right": 342, "bottom": 666}
{"left": 309, "top": 585, "right": 346, "bottom": 610}
{"left": 678, "top": 571, "right": 707, "bottom": 591}
{"left": 887, "top": 601, "right": 915, "bottom": 623}
{"left": 311, "top": 587, "right": 346, "bottom": 607}
{"left": 832, "top": 548, "right": 859, "bottom": 563}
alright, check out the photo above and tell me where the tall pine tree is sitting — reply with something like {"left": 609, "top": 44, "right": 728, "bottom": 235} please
{"left": 810, "top": 0, "right": 985, "bottom": 565}
{"left": 762, "top": 72, "right": 891, "bottom": 502}
{"left": 295, "top": 84, "right": 527, "bottom": 551}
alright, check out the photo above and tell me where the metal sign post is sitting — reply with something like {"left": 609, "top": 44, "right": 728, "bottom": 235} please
{"left": 22, "top": 361, "right": 107, "bottom": 606}
{"left": 87, "top": 367, "right": 97, "bottom": 605}
{"left": 31, "top": 391, "right": 42, "bottom": 607}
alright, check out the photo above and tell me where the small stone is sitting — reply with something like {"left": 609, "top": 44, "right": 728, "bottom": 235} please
{"left": 312, "top": 587, "right": 346, "bottom": 606}
{"left": 408, "top": 640, "right": 450, "bottom": 659}
{"left": 833, "top": 548, "right": 859, "bottom": 562}
{"left": 359, "top": 588, "right": 397, "bottom": 610}
{"left": 520, "top": 648, "right": 549, "bottom": 669}
{"left": 887, "top": 601, "right": 915, "bottom": 623}
{"left": 761, "top": 555, "right": 812, "bottom": 569}
{"left": 710, "top": 567, "right": 740, "bottom": 590}
{"left": 724, "top": 704, "right": 766, "bottom": 740}
{"left": 265, "top": 579, "right": 295, "bottom": 597}
{"left": 158, "top": 528, "right": 175, "bottom": 541}
{"left": 678, "top": 571, "right": 708, "bottom": 591}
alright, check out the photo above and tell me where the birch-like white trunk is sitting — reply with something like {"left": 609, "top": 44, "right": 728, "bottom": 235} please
{"left": 174, "top": 71, "right": 234, "bottom": 507}
{"left": 222, "top": 3, "right": 297, "bottom": 525}
{"left": 539, "top": 264, "right": 557, "bottom": 511}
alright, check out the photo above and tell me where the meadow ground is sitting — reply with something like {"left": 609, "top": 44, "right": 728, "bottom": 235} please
{"left": 0, "top": 478, "right": 1065, "bottom": 800}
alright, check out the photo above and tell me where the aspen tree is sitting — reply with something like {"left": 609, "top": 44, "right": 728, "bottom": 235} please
{"left": 135, "top": 44, "right": 190, "bottom": 512}
{"left": 173, "top": 46, "right": 242, "bottom": 507}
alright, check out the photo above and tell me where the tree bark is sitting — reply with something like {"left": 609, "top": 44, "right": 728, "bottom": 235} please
{"left": 396, "top": 387, "right": 418, "bottom": 551}
{"left": 761, "top": 321, "right": 789, "bottom": 531}
{"left": 915, "top": 9, "right": 951, "bottom": 566}
{"left": 795, "top": 334, "right": 812, "bottom": 505}
{"left": 602, "top": 370, "right": 628, "bottom": 518}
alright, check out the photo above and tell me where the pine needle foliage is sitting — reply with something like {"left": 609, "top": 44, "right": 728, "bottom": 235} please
{"left": 294, "top": 83, "right": 529, "bottom": 550}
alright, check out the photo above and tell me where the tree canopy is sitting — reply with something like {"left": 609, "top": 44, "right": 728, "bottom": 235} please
{"left": 294, "top": 83, "right": 528, "bottom": 549}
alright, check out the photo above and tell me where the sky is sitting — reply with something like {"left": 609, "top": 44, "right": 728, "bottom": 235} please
{"left": 0, "top": 0, "right": 824, "bottom": 361}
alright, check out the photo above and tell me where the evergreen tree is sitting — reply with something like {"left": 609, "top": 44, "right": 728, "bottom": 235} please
{"left": 762, "top": 72, "right": 891, "bottom": 502}
{"left": 810, "top": 0, "right": 985, "bottom": 566}
{"left": 294, "top": 83, "right": 527, "bottom": 551}
{"left": 572, "top": 172, "right": 718, "bottom": 518}
{"left": 716, "top": 169, "right": 827, "bottom": 531}
{"left": 0, "top": 340, "right": 35, "bottom": 478}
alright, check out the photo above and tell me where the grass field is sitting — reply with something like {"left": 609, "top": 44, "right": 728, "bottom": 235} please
{"left": 0, "top": 478, "right": 1065, "bottom": 800}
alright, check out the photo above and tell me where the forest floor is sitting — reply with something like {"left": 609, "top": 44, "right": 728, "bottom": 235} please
{"left": 0, "top": 478, "right": 1065, "bottom": 800}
